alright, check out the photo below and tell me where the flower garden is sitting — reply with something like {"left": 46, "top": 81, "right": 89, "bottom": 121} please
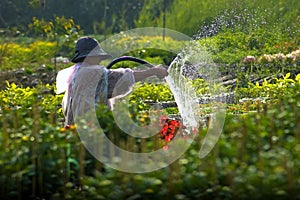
{"left": 1, "top": 1, "right": 300, "bottom": 199}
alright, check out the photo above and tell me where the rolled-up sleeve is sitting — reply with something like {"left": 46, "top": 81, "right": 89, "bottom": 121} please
{"left": 107, "top": 68, "right": 135, "bottom": 99}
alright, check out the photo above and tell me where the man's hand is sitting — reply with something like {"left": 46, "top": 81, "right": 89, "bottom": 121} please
{"left": 153, "top": 64, "right": 168, "bottom": 79}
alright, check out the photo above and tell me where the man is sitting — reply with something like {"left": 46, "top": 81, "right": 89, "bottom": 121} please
{"left": 56, "top": 36, "right": 168, "bottom": 126}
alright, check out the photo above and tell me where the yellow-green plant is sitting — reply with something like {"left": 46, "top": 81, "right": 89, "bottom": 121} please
{"left": 0, "top": 41, "right": 57, "bottom": 70}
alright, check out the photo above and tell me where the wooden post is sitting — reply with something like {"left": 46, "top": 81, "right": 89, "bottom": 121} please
{"left": 162, "top": 0, "right": 166, "bottom": 41}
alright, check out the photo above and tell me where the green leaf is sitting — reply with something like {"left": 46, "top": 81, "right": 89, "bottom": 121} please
{"left": 284, "top": 73, "right": 290, "bottom": 79}
{"left": 295, "top": 74, "right": 300, "bottom": 82}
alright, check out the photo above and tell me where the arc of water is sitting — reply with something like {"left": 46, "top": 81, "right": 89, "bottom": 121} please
{"left": 165, "top": 42, "right": 226, "bottom": 158}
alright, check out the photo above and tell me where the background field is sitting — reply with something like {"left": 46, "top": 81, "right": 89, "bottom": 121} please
{"left": 0, "top": 0, "right": 300, "bottom": 199}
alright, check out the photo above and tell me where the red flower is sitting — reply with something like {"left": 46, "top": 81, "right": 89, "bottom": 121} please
{"left": 158, "top": 115, "right": 183, "bottom": 142}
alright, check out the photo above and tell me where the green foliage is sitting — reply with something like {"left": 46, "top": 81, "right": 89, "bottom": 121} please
{"left": 162, "top": 0, "right": 236, "bottom": 36}
{"left": 1, "top": 0, "right": 299, "bottom": 39}
{"left": 130, "top": 82, "right": 174, "bottom": 103}
{"left": 228, "top": 73, "right": 300, "bottom": 114}
{"left": 136, "top": 0, "right": 300, "bottom": 75}
{"left": 28, "top": 16, "right": 82, "bottom": 57}
{"left": 0, "top": 34, "right": 185, "bottom": 71}
{"left": 0, "top": 16, "right": 83, "bottom": 70}
{"left": 220, "top": 82, "right": 300, "bottom": 197}
{"left": 197, "top": 29, "right": 298, "bottom": 65}
{"left": 134, "top": 0, "right": 170, "bottom": 28}
{"left": 154, "top": 0, "right": 300, "bottom": 37}
{"left": 0, "top": 41, "right": 57, "bottom": 70}
{"left": 1, "top": 73, "right": 300, "bottom": 199}
{"left": 237, "top": 73, "right": 299, "bottom": 100}
{"left": 0, "top": 0, "right": 145, "bottom": 35}
{"left": 1, "top": 0, "right": 300, "bottom": 199}
{"left": 28, "top": 16, "right": 81, "bottom": 39}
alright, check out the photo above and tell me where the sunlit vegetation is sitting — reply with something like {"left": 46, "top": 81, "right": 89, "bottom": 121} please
{"left": 0, "top": 0, "right": 300, "bottom": 199}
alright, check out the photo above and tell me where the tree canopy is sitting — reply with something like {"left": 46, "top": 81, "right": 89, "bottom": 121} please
{"left": 0, "top": 0, "right": 146, "bottom": 35}
{"left": 0, "top": 0, "right": 299, "bottom": 37}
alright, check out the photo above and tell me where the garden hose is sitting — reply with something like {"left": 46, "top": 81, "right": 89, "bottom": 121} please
{"left": 106, "top": 56, "right": 155, "bottom": 69}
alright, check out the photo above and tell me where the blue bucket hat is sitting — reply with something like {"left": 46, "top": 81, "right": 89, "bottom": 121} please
{"left": 71, "top": 36, "right": 112, "bottom": 63}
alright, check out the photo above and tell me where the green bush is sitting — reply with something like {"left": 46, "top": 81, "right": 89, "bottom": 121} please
{"left": 197, "top": 28, "right": 298, "bottom": 65}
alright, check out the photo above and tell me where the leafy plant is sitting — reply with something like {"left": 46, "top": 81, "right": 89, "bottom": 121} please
{"left": 28, "top": 16, "right": 82, "bottom": 58}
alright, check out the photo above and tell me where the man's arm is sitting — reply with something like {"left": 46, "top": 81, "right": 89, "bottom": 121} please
{"left": 133, "top": 65, "right": 168, "bottom": 82}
